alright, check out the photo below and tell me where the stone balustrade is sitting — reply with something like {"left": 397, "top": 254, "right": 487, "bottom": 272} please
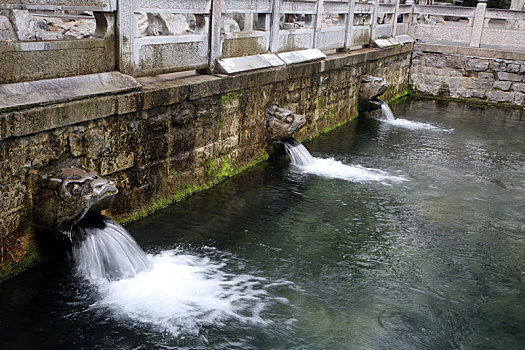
{"left": 0, "top": 0, "right": 524, "bottom": 82}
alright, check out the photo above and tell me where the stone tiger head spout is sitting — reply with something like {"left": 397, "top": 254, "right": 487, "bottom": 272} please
{"left": 34, "top": 167, "right": 118, "bottom": 233}
{"left": 265, "top": 105, "right": 306, "bottom": 143}
{"left": 358, "top": 76, "right": 390, "bottom": 112}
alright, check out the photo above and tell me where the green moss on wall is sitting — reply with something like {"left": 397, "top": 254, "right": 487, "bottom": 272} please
{"left": 220, "top": 92, "right": 240, "bottom": 104}
{"left": 119, "top": 151, "right": 269, "bottom": 225}
{"left": 0, "top": 242, "right": 43, "bottom": 282}
{"left": 301, "top": 103, "right": 359, "bottom": 143}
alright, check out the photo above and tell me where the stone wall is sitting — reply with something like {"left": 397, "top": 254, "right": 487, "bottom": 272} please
{"left": 0, "top": 45, "right": 412, "bottom": 280}
{"left": 410, "top": 44, "right": 525, "bottom": 107}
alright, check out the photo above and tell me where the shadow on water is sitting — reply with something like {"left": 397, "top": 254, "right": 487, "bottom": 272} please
{"left": 1, "top": 97, "right": 524, "bottom": 349}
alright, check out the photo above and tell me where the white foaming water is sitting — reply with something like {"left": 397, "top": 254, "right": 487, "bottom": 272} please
{"left": 284, "top": 139, "right": 407, "bottom": 184}
{"left": 380, "top": 100, "right": 395, "bottom": 121}
{"left": 296, "top": 158, "right": 407, "bottom": 184}
{"left": 73, "top": 217, "right": 277, "bottom": 336}
{"left": 383, "top": 117, "right": 453, "bottom": 132}
{"left": 73, "top": 218, "right": 151, "bottom": 281}
{"left": 284, "top": 141, "right": 315, "bottom": 166}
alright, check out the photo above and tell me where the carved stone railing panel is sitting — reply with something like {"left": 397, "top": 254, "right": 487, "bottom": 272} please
{"left": 276, "top": 0, "right": 318, "bottom": 52}
{"left": 221, "top": 0, "right": 272, "bottom": 58}
{"left": 315, "top": 0, "right": 351, "bottom": 50}
{"left": 410, "top": 4, "right": 476, "bottom": 46}
{"left": 352, "top": 1, "right": 374, "bottom": 46}
{"left": 376, "top": 3, "right": 395, "bottom": 38}
{"left": 483, "top": 8, "right": 525, "bottom": 50}
{"left": 0, "top": 0, "right": 116, "bottom": 11}
{"left": 119, "top": 0, "right": 212, "bottom": 76}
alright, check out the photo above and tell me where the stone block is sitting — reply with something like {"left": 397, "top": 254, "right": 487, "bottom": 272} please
{"left": 216, "top": 54, "right": 284, "bottom": 75}
{"left": 425, "top": 55, "right": 446, "bottom": 68}
{"left": 0, "top": 72, "right": 141, "bottom": 113}
{"left": 446, "top": 56, "right": 465, "bottom": 69}
{"left": 507, "top": 63, "right": 521, "bottom": 73}
{"left": 488, "top": 60, "right": 507, "bottom": 72}
{"left": 8, "top": 10, "right": 38, "bottom": 41}
{"left": 477, "top": 72, "right": 495, "bottom": 90}
{"left": 277, "top": 49, "right": 326, "bottom": 65}
{"left": 0, "top": 39, "right": 116, "bottom": 85}
{"left": 219, "top": 136, "right": 239, "bottom": 155}
{"left": 511, "top": 82, "right": 525, "bottom": 93}
{"left": 471, "top": 89, "right": 486, "bottom": 99}
{"left": 515, "top": 93, "right": 524, "bottom": 105}
{"left": 486, "top": 90, "right": 515, "bottom": 103}
{"left": 100, "top": 153, "right": 135, "bottom": 175}
{"left": 373, "top": 38, "right": 398, "bottom": 49}
{"left": 395, "top": 34, "right": 415, "bottom": 45}
{"left": 497, "top": 72, "right": 522, "bottom": 81}
{"left": 466, "top": 59, "right": 489, "bottom": 72}
{"left": 494, "top": 81, "right": 512, "bottom": 91}
{"left": 0, "top": 15, "right": 17, "bottom": 41}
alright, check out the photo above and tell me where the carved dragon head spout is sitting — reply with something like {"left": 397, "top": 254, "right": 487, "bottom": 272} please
{"left": 265, "top": 105, "right": 306, "bottom": 143}
{"left": 34, "top": 167, "right": 118, "bottom": 233}
{"left": 358, "top": 76, "right": 390, "bottom": 112}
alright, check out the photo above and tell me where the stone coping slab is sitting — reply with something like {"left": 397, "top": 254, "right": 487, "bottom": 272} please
{"left": 416, "top": 43, "right": 525, "bottom": 61}
{"left": 216, "top": 54, "right": 285, "bottom": 75}
{"left": 217, "top": 49, "right": 326, "bottom": 75}
{"left": 0, "top": 72, "right": 141, "bottom": 113}
{"left": 277, "top": 49, "right": 326, "bottom": 65}
{"left": 395, "top": 35, "right": 415, "bottom": 45}
{"left": 373, "top": 38, "right": 397, "bottom": 49}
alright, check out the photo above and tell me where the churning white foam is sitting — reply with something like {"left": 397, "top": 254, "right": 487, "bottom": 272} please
{"left": 73, "top": 218, "right": 278, "bottom": 336}
{"left": 89, "top": 250, "right": 272, "bottom": 336}
{"left": 284, "top": 139, "right": 407, "bottom": 184}
{"left": 294, "top": 157, "right": 408, "bottom": 184}
{"left": 385, "top": 118, "right": 452, "bottom": 131}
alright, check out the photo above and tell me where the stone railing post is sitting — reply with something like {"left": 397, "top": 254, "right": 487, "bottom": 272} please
{"left": 470, "top": 0, "right": 487, "bottom": 47}
{"left": 117, "top": 0, "right": 135, "bottom": 75}
{"left": 209, "top": 0, "right": 225, "bottom": 73}
{"left": 313, "top": 0, "right": 325, "bottom": 48}
{"left": 406, "top": 0, "right": 415, "bottom": 37}
{"left": 342, "top": 0, "right": 356, "bottom": 51}
{"left": 270, "top": 0, "right": 282, "bottom": 52}
{"left": 392, "top": 0, "right": 401, "bottom": 37}
{"left": 371, "top": 0, "right": 379, "bottom": 41}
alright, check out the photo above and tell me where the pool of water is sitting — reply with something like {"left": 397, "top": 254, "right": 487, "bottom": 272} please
{"left": 1, "top": 98, "right": 524, "bottom": 349}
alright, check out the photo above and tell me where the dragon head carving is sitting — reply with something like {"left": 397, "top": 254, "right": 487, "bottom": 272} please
{"left": 34, "top": 167, "right": 118, "bottom": 232}
{"left": 265, "top": 105, "right": 306, "bottom": 143}
{"left": 358, "top": 76, "right": 390, "bottom": 111}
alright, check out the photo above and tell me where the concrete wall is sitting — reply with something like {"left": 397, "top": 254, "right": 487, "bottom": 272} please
{"left": 0, "top": 45, "right": 412, "bottom": 280}
{"left": 410, "top": 44, "right": 525, "bottom": 106}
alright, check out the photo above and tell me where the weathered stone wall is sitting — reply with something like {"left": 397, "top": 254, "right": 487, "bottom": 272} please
{"left": 0, "top": 45, "right": 412, "bottom": 280}
{"left": 410, "top": 44, "right": 525, "bottom": 107}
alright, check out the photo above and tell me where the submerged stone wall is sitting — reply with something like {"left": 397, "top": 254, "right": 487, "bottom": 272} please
{"left": 411, "top": 44, "right": 525, "bottom": 107}
{"left": 0, "top": 45, "right": 412, "bottom": 280}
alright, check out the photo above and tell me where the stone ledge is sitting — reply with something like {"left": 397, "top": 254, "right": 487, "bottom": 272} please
{"left": 277, "top": 49, "right": 326, "bottom": 65}
{"left": 216, "top": 49, "right": 326, "bottom": 76}
{"left": 0, "top": 72, "right": 141, "bottom": 114}
{"left": 416, "top": 43, "right": 525, "bottom": 61}
{"left": 217, "top": 54, "right": 285, "bottom": 75}
{"left": 0, "top": 45, "right": 412, "bottom": 141}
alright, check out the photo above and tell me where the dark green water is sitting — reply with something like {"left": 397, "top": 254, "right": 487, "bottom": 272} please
{"left": 1, "top": 98, "right": 524, "bottom": 349}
